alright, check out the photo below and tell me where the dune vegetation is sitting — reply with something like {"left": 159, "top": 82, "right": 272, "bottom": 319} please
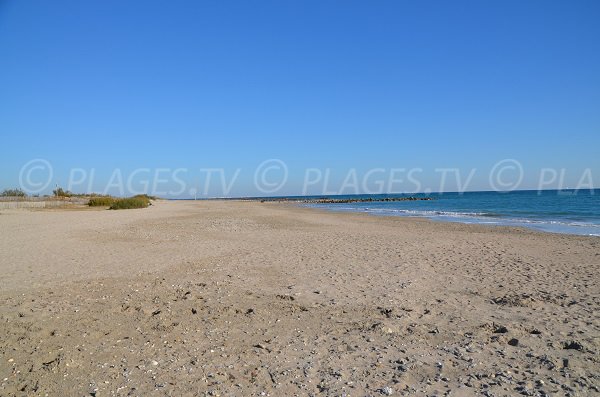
{"left": 88, "top": 194, "right": 154, "bottom": 209}
{"left": 87, "top": 197, "right": 116, "bottom": 207}
{"left": 108, "top": 195, "right": 152, "bottom": 210}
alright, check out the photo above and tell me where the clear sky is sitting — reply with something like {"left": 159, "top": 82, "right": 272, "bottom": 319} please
{"left": 1, "top": 1, "right": 599, "bottom": 196}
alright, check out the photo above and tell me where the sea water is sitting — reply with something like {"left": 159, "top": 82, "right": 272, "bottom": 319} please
{"left": 305, "top": 189, "right": 600, "bottom": 236}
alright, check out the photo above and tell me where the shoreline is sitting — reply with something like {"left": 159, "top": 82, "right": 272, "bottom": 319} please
{"left": 293, "top": 203, "right": 600, "bottom": 238}
{"left": 270, "top": 201, "right": 599, "bottom": 240}
{"left": 169, "top": 190, "right": 600, "bottom": 237}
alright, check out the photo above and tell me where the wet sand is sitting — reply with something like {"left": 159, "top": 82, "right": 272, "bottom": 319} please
{"left": 0, "top": 200, "right": 598, "bottom": 396}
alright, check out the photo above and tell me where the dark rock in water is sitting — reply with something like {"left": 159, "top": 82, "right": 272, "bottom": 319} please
{"left": 508, "top": 338, "right": 519, "bottom": 346}
{"left": 258, "top": 196, "right": 434, "bottom": 204}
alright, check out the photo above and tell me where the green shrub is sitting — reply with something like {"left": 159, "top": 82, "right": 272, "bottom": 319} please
{"left": 53, "top": 187, "right": 72, "bottom": 197}
{"left": 1, "top": 188, "right": 27, "bottom": 197}
{"left": 109, "top": 196, "right": 151, "bottom": 210}
{"left": 88, "top": 197, "right": 116, "bottom": 207}
{"left": 133, "top": 194, "right": 157, "bottom": 200}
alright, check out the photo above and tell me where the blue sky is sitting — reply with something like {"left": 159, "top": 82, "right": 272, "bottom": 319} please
{"left": 1, "top": 0, "right": 599, "bottom": 196}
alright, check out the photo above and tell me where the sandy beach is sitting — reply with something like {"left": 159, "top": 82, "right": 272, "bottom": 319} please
{"left": 0, "top": 200, "right": 598, "bottom": 396}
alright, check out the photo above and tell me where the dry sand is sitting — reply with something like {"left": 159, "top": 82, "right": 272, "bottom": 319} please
{"left": 0, "top": 200, "right": 598, "bottom": 396}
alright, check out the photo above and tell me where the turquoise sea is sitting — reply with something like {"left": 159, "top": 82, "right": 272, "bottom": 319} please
{"left": 304, "top": 189, "right": 600, "bottom": 236}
